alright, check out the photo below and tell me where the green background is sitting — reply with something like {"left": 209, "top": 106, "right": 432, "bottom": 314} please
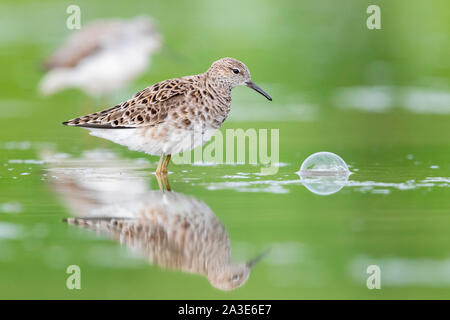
{"left": 0, "top": 0, "right": 449, "bottom": 299}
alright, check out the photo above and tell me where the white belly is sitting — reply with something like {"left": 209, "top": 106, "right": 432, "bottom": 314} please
{"left": 88, "top": 125, "right": 217, "bottom": 156}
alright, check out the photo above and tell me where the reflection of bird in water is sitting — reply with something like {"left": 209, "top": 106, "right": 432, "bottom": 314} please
{"left": 44, "top": 150, "right": 265, "bottom": 290}
{"left": 39, "top": 16, "right": 162, "bottom": 97}
{"left": 64, "top": 192, "right": 266, "bottom": 290}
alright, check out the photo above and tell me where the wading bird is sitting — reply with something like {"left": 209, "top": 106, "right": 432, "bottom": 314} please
{"left": 62, "top": 57, "right": 272, "bottom": 181}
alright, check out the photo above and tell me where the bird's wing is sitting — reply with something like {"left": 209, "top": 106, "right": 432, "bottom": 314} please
{"left": 63, "top": 77, "right": 194, "bottom": 129}
{"left": 43, "top": 20, "right": 123, "bottom": 70}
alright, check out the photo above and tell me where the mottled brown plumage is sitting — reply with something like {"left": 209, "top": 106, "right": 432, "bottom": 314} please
{"left": 63, "top": 76, "right": 197, "bottom": 128}
{"left": 63, "top": 57, "right": 272, "bottom": 173}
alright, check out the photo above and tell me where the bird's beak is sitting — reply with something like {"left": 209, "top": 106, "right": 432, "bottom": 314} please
{"left": 246, "top": 81, "right": 272, "bottom": 101}
{"left": 246, "top": 249, "right": 270, "bottom": 268}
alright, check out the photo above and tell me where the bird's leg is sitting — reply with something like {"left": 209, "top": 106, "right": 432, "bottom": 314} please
{"left": 163, "top": 173, "right": 171, "bottom": 192}
{"left": 155, "top": 155, "right": 169, "bottom": 191}
{"left": 158, "top": 154, "right": 172, "bottom": 191}
{"left": 162, "top": 154, "right": 171, "bottom": 174}
{"left": 156, "top": 154, "right": 165, "bottom": 175}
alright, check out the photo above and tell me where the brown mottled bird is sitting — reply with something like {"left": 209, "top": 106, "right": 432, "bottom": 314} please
{"left": 44, "top": 151, "right": 266, "bottom": 290}
{"left": 63, "top": 57, "right": 272, "bottom": 175}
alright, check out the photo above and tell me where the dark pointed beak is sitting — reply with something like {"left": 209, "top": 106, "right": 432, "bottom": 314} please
{"left": 246, "top": 81, "right": 272, "bottom": 101}
{"left": 246, "top": 249, "right": 270, "bottom": 268}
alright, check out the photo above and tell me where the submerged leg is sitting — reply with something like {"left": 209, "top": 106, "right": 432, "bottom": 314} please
{"left": 155, "top": 154, "right": 172, "bottom": 191}
{"left": 156, "top": 154, "right": 170, "bottom": 191}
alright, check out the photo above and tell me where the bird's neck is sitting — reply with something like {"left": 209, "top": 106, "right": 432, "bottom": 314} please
{"left": 204, "top": 72, "right": 233, "bottom": 97}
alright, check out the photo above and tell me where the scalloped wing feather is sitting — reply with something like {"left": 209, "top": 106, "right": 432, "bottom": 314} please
{"left": 63, "top": 77, "right": 192, "bottom": 128}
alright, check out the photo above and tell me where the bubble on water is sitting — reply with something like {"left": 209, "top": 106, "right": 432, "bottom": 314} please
{"left": 297, "top": 152, "right": 350, "bottom": 195}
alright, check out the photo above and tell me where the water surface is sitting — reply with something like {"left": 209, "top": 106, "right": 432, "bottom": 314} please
{"left": 0, "top": 0, "right": 449, "bottom": 299}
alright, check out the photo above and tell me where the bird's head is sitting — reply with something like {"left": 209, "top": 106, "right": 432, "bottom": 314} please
{"left": 207, "top": 57, "right": 272, "bottom": 101}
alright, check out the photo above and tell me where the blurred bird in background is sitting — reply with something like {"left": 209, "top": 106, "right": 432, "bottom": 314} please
{"left": 39, "top": 16, "right": 162, "bottom": 97}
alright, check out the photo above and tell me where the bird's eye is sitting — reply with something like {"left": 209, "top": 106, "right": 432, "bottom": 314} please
{"left": 232, "top": 68, "right": 240, "bottom": 74}
{"left": 231, "top": 274, "right": 240, "bottom": 281}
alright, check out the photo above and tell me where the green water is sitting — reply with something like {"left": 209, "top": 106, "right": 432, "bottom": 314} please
{"left": 0, "top": 0, "right": 449, "bottom": 299}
